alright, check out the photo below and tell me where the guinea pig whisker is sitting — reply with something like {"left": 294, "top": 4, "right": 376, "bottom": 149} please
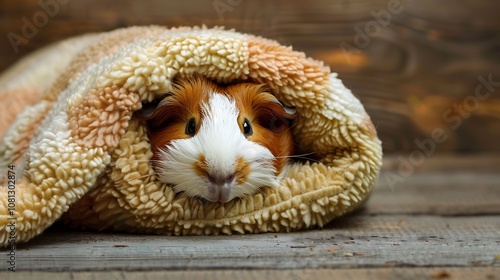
{"left": 274, "top": 152, "right": 316, "bottom": 159}
{"left": 287, "top": 155, "right": 321, "bottom": 164}
{"left": 288, "top": 117, "right": 303, "bottom": 130}
{"left": 174, "top": 191, "right": 192, "bottom": 200}
{"left": 124, "top": 173, "right": 154, "bottom": 181}
{"left": 242, "top": 182, "right": 266, "bottom": 196}
{"left": 246, "top": 176, "right": 272, "bottom": 183}
{"left": 251, "top": 182, "right": 276, "bottom": 190}
{"left": 244, "top": 179, "right": 315, "bottom": 205}
{"left": 114, "top": 173, "right": 155, "bottom": 185}
{"left": 171, "top": 177, "right": 201, "bottom": 192}
{"left": 157, "top": 167, "right": 200, "bottom": 173}
{"left": 249, "top": 182, "right": 266, "bottom": 193}
{"left": 132, "top": 159, "right": 162, "bottom": 163}
{"left": 244, "top": 178, "right": 276, "bottom": 188}
{"left": 159, "top": 151, "right": 199, "bottom": 164}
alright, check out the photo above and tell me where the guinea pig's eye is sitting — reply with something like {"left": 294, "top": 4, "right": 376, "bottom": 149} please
{"left": 243, "top": 118, "right": 253, "bottom": 137}
{"left": 185, "top": 118, "right": 196, "bottom": 137}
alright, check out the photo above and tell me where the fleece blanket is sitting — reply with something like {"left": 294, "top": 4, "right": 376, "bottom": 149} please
{"left": 0, "top": 26, "right": 382, "bottom": 246}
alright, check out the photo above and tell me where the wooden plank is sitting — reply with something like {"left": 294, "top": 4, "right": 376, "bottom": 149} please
{"left": 1, "top": 267, "right": 499, "bottom": 280}
{"left": 366, "top": 156, "right": 500, "bottom": 215}
{"left": 366, "top": 173, "right": 500, "bottom": 215}
{"left": 381, "top": 155, "right": 500, "bottom": 174}
{"left": 1, "top": 214, "right": 497, "bottom": 271}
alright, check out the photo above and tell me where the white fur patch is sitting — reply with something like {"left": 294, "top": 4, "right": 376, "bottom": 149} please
{"left": 156, "top": 92, "right": 277, "bottom": 202}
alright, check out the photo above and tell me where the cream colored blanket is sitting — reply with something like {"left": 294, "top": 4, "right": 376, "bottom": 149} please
{"left": 0, "top": 26, "right": 382, "bottom": 246}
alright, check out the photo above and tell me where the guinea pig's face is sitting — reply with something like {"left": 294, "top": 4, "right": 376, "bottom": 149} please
{"left": 142, "top": 77, "right": 294, "bottom": 203}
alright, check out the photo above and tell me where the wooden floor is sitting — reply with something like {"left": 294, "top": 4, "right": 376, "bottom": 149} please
{"left": 1, "top": 155, "right": 499, "bottom": 279}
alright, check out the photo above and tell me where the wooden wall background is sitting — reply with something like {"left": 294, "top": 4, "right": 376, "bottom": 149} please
{"left": 1, "top": 0, "right": 499, "bottom": 155}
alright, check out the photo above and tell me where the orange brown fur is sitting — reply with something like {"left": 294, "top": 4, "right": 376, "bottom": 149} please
{"left": 194, "top": 154, "right": 209, "bottom": 178}
{"left": 143, "top": 76, "right": 294, "bottom": 175}
{"left": 234, "top": 156, "right": 251, "bottom": 185}
{"left": 145, "top": 77, "right": 215, "bottom": 161}
{"left": 226, "top": 83, "right": 295, "bottom": 175}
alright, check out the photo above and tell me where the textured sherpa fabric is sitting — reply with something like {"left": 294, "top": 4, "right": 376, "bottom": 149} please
{"left": 0, "top": 26, "right": 382, "bottom": 245}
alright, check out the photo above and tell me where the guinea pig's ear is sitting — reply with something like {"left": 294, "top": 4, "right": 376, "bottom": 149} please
{"left": 272, "top": 98, "right": 296, "bottom": 120}
{"left": 139, "top": 94, "right": 174, "bottom": 120}
{"left": 259, "top": 91, "right": 296, "bottom": 120}
{"left": 254, "top": 90, "right": 296, "bottom": 132}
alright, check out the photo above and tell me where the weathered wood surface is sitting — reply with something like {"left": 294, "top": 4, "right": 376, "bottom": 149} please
{"left": 1, "top": 268, "right": 500, "bottom": 280}
{"left": 1, "top": 0, "right": 499, "bottom": 154}
{"left": 3, "top": 214, "right": 497, "bottom": 271}
{"left": 370, "top": 155, "right": 500, "bottom": 216}
{"left": 0, "top": 156, "right": 498, "bottom": 276}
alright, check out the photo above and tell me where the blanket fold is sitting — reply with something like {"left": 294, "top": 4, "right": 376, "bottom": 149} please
{"left": 0, "top": 26, "right": 382, "bottom": 245}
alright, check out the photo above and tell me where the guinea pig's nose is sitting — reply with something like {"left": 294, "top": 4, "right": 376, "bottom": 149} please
{"left": 208, "top": 173, "right": 235, "bottom": 186}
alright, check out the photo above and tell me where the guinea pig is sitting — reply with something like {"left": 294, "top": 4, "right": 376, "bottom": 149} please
{"left": 140, "top": 76, "right": 295, "bottom": 203}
